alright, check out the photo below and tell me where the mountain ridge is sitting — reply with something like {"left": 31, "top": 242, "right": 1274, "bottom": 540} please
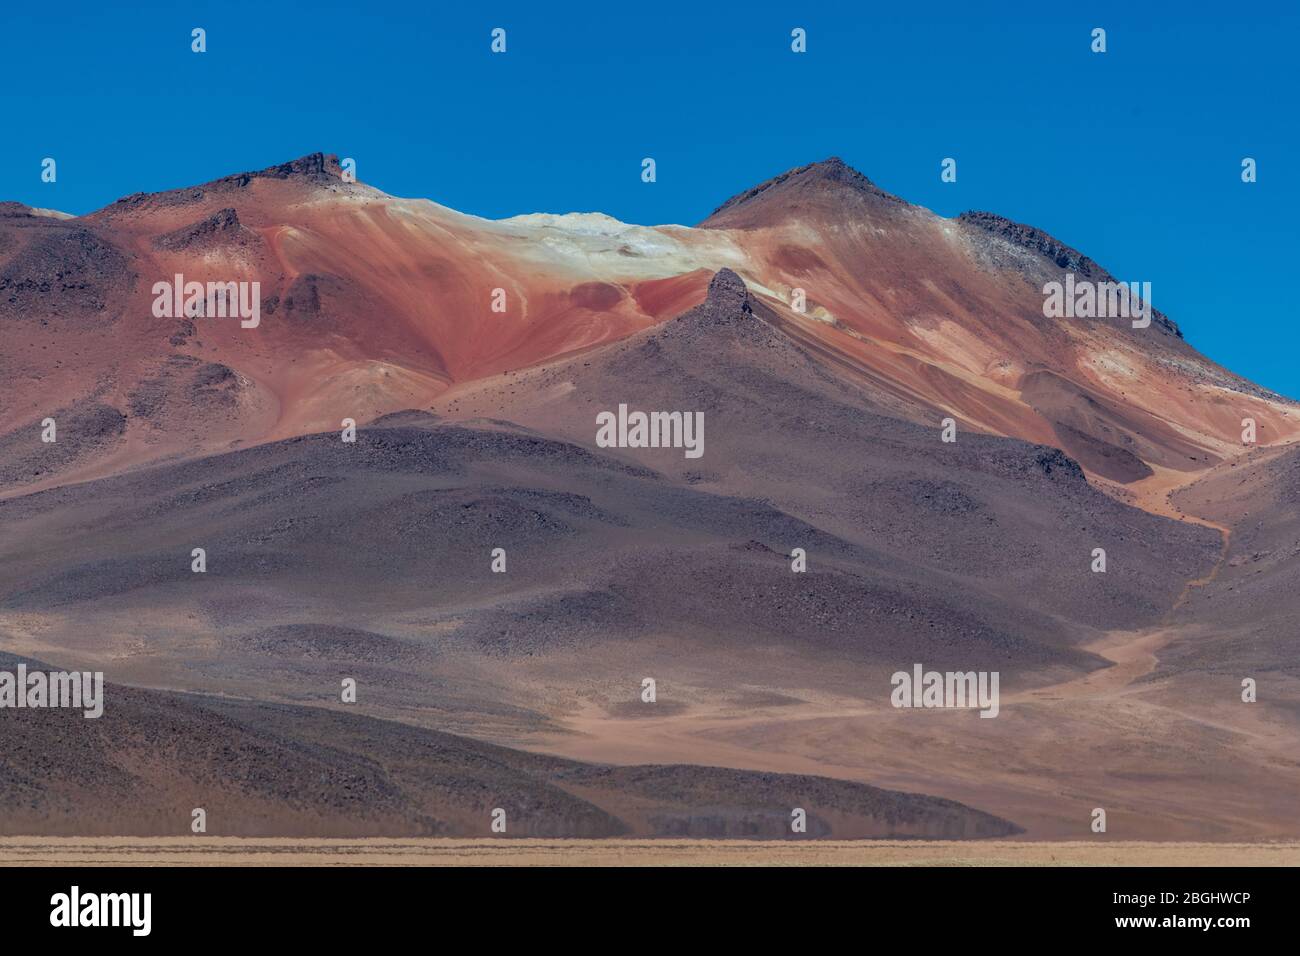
{"left": 3, "top": 152, "right": 1296, "bottom": 505}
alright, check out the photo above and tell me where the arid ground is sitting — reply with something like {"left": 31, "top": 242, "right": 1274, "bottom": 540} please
{"left": 4, "top": 838, "right": 1299, "bottom": 867}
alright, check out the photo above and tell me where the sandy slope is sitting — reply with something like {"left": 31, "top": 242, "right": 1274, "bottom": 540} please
{"left": 514, "top": 453, "right": 1300, "bottom": 841}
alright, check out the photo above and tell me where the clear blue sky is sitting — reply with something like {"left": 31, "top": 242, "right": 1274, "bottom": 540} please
{"left": 3, "top": 1, "right": 1296, "bottom": 396}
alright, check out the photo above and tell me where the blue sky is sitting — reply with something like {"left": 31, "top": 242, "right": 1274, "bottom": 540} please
{"left": 3, "top": 1, "right": 1296, "bottom": 396}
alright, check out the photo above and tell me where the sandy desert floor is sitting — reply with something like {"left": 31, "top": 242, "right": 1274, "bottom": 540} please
{"left": 2, "top": 838, "right": 1297, "bottom": 867}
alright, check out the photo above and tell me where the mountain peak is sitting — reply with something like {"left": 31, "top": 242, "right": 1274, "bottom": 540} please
{"left": 204, "top": 152, "right": 348, "bottom": 191}
{"left": 92, "top": 153, "right": 360, "bottom": 220}
{"left": 250, "top": 152, "right": 346, "bottom": 182}
{"left": 701, "top": 157, "right": 906, "bottom": 228}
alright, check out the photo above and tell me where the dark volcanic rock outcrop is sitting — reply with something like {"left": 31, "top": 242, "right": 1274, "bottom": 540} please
{"left": 958, "top": 210, "right": 1182, "bottom": 339}
{"left": 153, "top": 207, "right": 253, "bottom": 251}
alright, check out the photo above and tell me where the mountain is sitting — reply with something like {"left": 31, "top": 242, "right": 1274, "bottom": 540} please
{"left": 2, "top": 155, "right": 1298, "bottom": 841}
{"left": 3, "top": 153, "right": 1295, "bottom": 496}
{"left": 699, "top": 158, "right": 1297, "bottom": 486}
